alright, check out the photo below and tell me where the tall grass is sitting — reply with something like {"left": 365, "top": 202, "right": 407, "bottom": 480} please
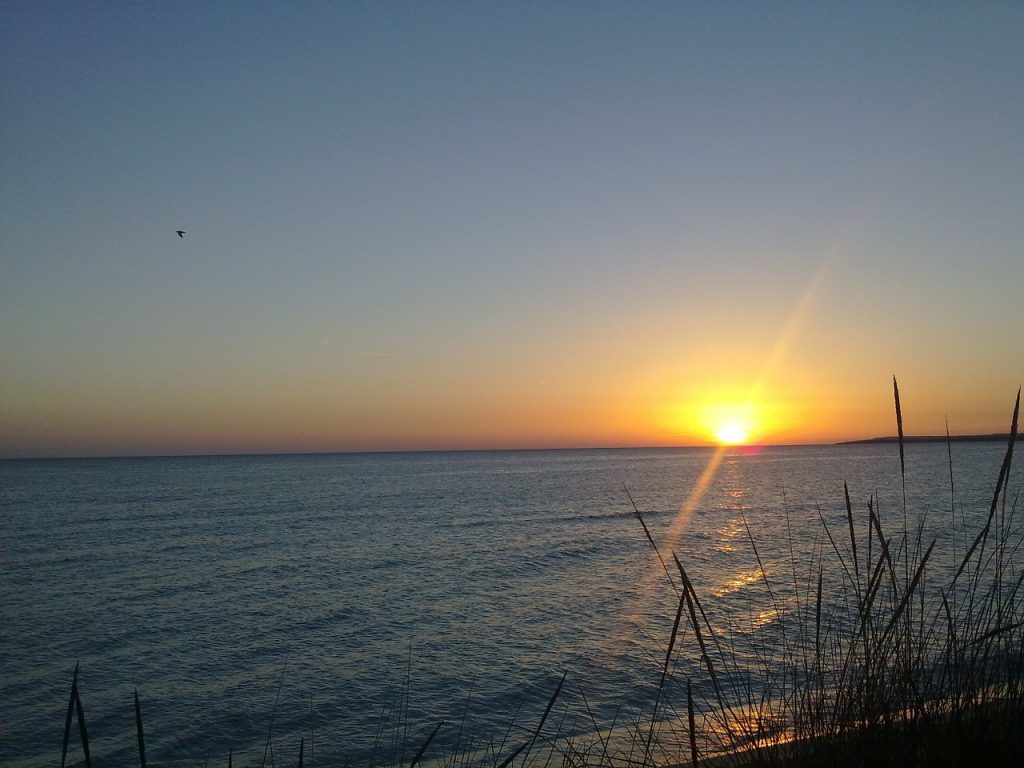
{"left": 627, "top": 384, "right": 1022, "bottom": 767}
{"left": 58, "top": 385, "right": 1022, "bottom": 767}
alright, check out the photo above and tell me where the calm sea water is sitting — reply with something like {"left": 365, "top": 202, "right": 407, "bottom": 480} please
{"left": 1, "top": 443, "right": 1020, "bottom": 766}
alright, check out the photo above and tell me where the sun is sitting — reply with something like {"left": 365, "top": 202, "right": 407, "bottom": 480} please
{"left": 660, "top": 395, "right": 766, "bottom": 446}
{"left": 705, "top": 402, "right": 757, "bottom": 445}
{"left": 715, "top": 421, "right": 750, "bottom": 445}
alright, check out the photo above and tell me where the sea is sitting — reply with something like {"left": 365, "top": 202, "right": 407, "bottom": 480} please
{"left": 1, "top": 442, "right": 1020, "bottom": 767}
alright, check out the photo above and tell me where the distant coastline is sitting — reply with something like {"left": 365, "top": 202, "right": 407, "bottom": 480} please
{"left": 839, "top": 433, "right": 1012, "bottom": 445}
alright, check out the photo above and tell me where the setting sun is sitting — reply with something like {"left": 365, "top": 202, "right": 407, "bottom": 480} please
{"left": 702, "top": 401, "right": 758, "bottom": 445}
{"left": 715, "top": 421, "right": 750, "bottom": 445}
{"left": 658, "top": 393, "right": 774, "bottom": 446}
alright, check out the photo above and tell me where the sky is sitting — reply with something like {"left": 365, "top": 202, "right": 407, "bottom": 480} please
{"left": 1, "top": 1, "right": 1022, "bottom": 458}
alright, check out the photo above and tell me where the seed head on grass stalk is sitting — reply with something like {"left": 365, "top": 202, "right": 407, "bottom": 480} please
{"left": 893, "top": 375, "right": 905, "bottom": 481}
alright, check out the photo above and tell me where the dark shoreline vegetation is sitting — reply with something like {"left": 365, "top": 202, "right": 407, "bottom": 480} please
{"left": 59, "top": 381, "right": 1022, "bottom": 768}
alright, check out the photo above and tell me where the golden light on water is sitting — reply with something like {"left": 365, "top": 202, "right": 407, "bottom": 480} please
{"left": 712, "top": 570, "right": 761, "bottom": 597}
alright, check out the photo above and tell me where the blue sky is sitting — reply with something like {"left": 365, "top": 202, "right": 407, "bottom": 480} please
{"left": 2, "top": 1, "right": 1022, "bottom": 457}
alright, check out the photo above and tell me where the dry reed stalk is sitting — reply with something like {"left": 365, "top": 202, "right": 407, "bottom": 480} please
{"left": 540, "top": 700, "right": 570, "bottom": 768}
{"left": 645, "top": 583, "right": 689, "bottom": 763}
{"left": 894, "top": 375, "right": 910, "bottom": 653}
{"left": 409, "top": 721, "right": 444, "bottom": 768}
{"left": 576, "top": 684, "right": 611, "bottom": 766}
{"left": 495, "top": 737, "right": 528, "bottom": 768}
{"left": 495, "top": 673, "right": 566, "bottom": 768}
{"left": 815, "top": 568, "right": 823, "bottom": 678}
{"left": 816, "top": 505, "right": 855, "bottom": 588}
{"left": 134, "top": 688, "right": 147, "bottom": 768}
{"left": 955, "top": 390, "right": 1019, "bottom": 584}
{"left": 61, "top": 663, "right": 79, "bottom": 768}
{"left": 845, "top": 482, "right": 860, "bottom": 593}
{"left": 454, "top": 676, "right": 476, "bottom": 767}
{"left": 673, "top": 556, "right": 739, "bottom": 743}
{"left": 261, "top": 659, "right": 290, "bottom": 768}
{"left": 522, "top": 671, "right": 567, "bottom": 764}
{"left": 495, "top": 699, "right": 523, "bottom": 765}
{"left": 625, "top": 484, "right": 679, "bottom": 593}
{"left": 687, "top": 679, "right": 698, "bottom": 768}
{"left": 308, "top": 693, "right": 314, "bottom": 766}
{"left": 73, "top": 670, "right": 92, "bottom": 768}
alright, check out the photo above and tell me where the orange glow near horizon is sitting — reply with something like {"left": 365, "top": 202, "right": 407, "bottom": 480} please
{"left": 651, "top": 254, "right": 840, "bottom": 448}
{"left": 659, "top": 395, "right": 772, "bottom": 445}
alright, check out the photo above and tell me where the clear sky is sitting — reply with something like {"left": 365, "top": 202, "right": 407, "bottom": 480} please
{"left": 1, "top": 1, "right": 1021, "bottom": 458}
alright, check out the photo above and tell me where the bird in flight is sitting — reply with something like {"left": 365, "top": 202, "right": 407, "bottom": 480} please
{"left": 176, "top": 230, "right": 186, "bottom": 238}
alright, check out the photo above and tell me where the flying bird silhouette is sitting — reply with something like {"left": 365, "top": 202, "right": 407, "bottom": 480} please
{"left": 176, "top": 230, "right": 186, "bottom": 238}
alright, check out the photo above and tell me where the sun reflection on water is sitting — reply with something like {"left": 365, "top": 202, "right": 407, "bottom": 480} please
{"left": 712, "top": 569, "right": 761, "bottom": 597}
{"left": 752, "top": 606, "right": 780, "bottom": 629}
{"left": 715, "top": 518, "right": 746, "bottom": 553}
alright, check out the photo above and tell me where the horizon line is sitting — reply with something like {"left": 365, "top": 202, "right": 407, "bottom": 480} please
{"left": 0, "top": 433, "right": 1012, "bottom": 462}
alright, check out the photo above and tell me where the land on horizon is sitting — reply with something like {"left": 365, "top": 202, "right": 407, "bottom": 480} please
{"left": 838, "top": 433, "right": 1014, "bottom": 445}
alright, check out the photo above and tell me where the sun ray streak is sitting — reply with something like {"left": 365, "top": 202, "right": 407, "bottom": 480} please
{"left": 636, "top": 446, "right": 728, "bottom": 598}
{"left": 664, "top": 445, "right": 727, "bottom": 557}
{"left": 629, "top": 249, "right": 842, "bottom": 647}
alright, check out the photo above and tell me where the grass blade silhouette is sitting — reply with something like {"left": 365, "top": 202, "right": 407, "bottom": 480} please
{"left": 408, "top": 721, "right": 444, "bottom": 768}
{"left": 500, "top": 671, "right": 566, "bottom": 768}
{"left": 626, "top": 484, "right": 679, "bottom": 593}
{"left": 954, "top": 388, "right": 1019, "bottom": 582}
{"left": 495, "top": 740, "right": 528, "bottom": 768}
{"left": 881, "top": 539, "right": 936, "bottom": 646}
{"left": 261, "top": 659, "right": 289, "bottom": 768}
{"left": 61, "top": 663, "right": 79, "bottom": 768}
{"left": 687, "top": 678, "right": 699, "bottom": 768}
{"left": 524, "top": 671, "right": 566, "bottom": 763}
{"left": 894, "top": 375, "right": 905, "bottom": 480}
{"left": 73, "top": 672, "right": 92, "bottom": 768}
{"left": 646, "top": 584, "right": 687, "bottom": 763}
{"left": 135, "top": 688, "right": 147, "bottom": 768}
{"left": 845, "top": 481, "right": 860, "bottom": 589}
